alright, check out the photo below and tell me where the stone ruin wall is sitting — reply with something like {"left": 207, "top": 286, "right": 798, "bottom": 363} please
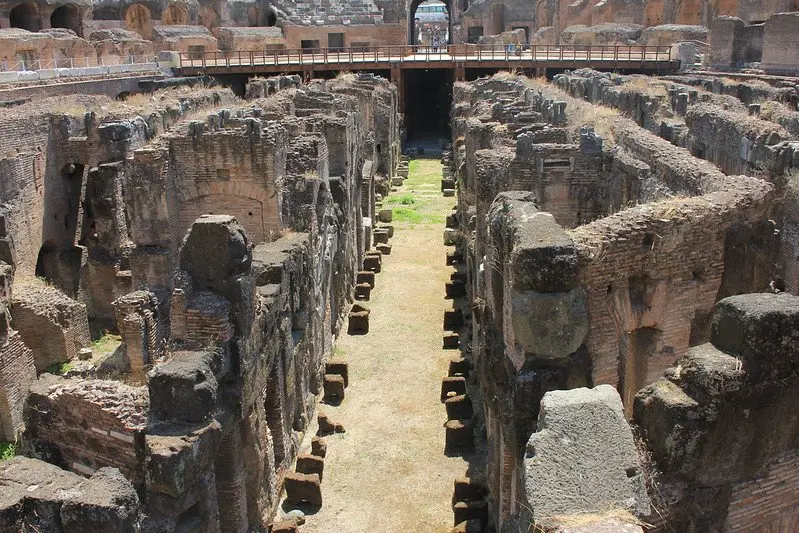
{"left": 553, "top": 69, "right": 799, "bottom": 295}
{"left": 447, "top": 72, "right": 798, "bottom": 532}
{"left": 0, "top": 72, "right": 401, "bottom": 531}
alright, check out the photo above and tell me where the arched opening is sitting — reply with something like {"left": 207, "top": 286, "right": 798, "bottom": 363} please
{"left": 247, "top": 6, "right": 260, "bottom": 26}
{"left": 9, "top": 2, "right": 41, "bottom": 31}
{"left": 125, "top": 3, "right": 152, "bottom": 39}
{"left": 266, "top": 7, "right": 277, "bottom": 26}
{"left": 409, "top": 0, "right": 451, "bottom": 46}
{"left": 50, "top": 5, "right": 82, "bottom": 37}
{"left": 162, "top": 3, "right": 188, "bottom": 25}
{"left": 35, "top": 240, "right": 57, "bottom": 283}
{"left": 198, "top": 6, "right": 219, "bottom": 34}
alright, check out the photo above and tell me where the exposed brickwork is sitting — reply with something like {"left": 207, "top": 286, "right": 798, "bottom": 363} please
{"left": 0, "top": 321, "right": 36, "bottom": 440}
{"left": 24, "top": 375, "right": 148, "bottom": 482}
{"left": 725, "top": 449, "right": 799, "bottom": 532}
{"left": 10, "top": 284, "right": 91, "bottom": 372}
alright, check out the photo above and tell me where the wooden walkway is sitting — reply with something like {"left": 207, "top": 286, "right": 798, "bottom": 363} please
{"left": 177, "top": 44, "right": 678, "bottom": 76}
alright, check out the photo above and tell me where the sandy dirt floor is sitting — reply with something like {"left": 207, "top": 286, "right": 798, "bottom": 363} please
{"left": 295, "top": 158, "right": 472, "bottom": 532}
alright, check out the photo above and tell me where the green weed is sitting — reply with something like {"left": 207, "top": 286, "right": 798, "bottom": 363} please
{"left": 0, "top": 441, "right": 16, "bottom": 461}
{"left": 45, "top": 361, "right": 73, "bottom": 375}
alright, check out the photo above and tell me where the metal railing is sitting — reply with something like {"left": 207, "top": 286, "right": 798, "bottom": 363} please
{"left": 178, "top": 44, "right": 674, "bottom": 69}
{"left": 1, "top": 55, "right": 157, "bottom": 72}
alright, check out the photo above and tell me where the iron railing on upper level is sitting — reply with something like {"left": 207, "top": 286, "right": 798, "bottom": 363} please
{"left": 1, "top": 55, "right": 157, "bottom": 72}
{"left": 178, "top": 44, "right": 674, "bottom": 70}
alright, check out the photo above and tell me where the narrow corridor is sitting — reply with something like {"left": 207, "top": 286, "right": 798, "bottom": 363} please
{"left": 301, "top": 159, "right": 471, "bottom": 532}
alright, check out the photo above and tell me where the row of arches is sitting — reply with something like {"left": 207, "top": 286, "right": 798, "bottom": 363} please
{"left": 125, "top": 3, "right": 278, "bottom": 38}
{"left": 5, "top": 2, "right": 280, "bottom": 40}
{"left": 8, "top": 2, "right": 82, "bottom": 36}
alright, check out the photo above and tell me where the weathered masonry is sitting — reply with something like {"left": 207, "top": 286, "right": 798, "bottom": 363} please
{"left": 445, "top": 72, "right": 799, "bottom": 532}
{"left": 0, "top": 74, "right": 401, "bottom": 530}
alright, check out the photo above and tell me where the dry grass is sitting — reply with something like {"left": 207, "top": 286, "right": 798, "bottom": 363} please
{"left": 521, "top": 76, "right": 549, "bottom": 89}
{"left": 492, "top": 68, "right": 521, "bottom": 80}
{"left": 544, "top": 508, "right": 646, "bottom": 529}
{"left": 759, "top": 99, "right": 793, "bottom": 121}
{"left": 334, "top": 70, "right": 356, "bottom": 83}
{"left": 567, "top": 103, "right": 620, "bottom": 147}
{"left": 620, "top": 76, "right": 668, "bottom": 98}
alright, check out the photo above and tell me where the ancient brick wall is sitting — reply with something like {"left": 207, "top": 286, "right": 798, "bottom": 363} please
{"left": 571, "top": 186, "right": 770, "bottom": 398}
{"left": 762, "top": 12, "right": 799, "bottom": 75}
{"left": 451, "top": 74, "right": 777, "bottom": 528}
{"left": 24, "top": 375, "right": 148, "bottom": 482}
{"left": 725, "top": 449, "right": 799, "bottom": 532}
{"left": 0, "top": 321, "right": 36, "bottom": 441}
{"left": 168, "top": 129, "right": 286, "bottom": 244}
{"left": 10, "top": 284, "right": 91, "bottom": 372}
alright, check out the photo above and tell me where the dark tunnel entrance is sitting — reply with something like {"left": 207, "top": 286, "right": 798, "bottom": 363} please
{"left": 404, "top": 68, "right": 453, "bottom": 151}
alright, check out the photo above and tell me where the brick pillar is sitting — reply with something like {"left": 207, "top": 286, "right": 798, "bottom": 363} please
{"left": 214, "top": 426, "right": 249, "bottom": 533}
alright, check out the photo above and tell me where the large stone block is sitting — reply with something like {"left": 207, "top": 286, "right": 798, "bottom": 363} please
{"left": 145, "top": 420, "right": 222, "bottom": 498}
{"left": 523, "top": 385, "right": 649, "bottom": 529}
{"left": 179, "top": 214, "right": 251, "bottom": 299}
{"left": 0, "top": 458, "right": 140, "bottom": 533}
{"left": 296, "top": 454, "right": 324, "bottom": 481}
{"left": 148, "top": 351, "right": 220, "bottom": 423}
{"left": 711, "top": 293, "right": 799, "bottom": 380}
{"left": 60, "top": 467, "right": 140, "bottom": 533}
{"left": 283, "top": 472, "right": 322, "bottom": 507}
{"left": 489, "top": 192, "right": 579, "bottom": 293}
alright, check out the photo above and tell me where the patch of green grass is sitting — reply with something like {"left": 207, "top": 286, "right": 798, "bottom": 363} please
{"left": 385, "top": 194, "right": 416, "bottom": 205}
{"left": 333, "top": 345, "right": 347, "bottom": 358}
{"left": 45, "top": 361, "right": 73, "bottom": 375}
{"left": 385, "top": 159, "right": 449, "bottom": 226}
{"left": 92, "top": 333, "right": 122, "bottom": 354}
{"left": 0, "top": 442, "right": 16, "bottom": 461}
{"left": 406, "top": 159, "right": 443, "bottom": 188}
{"left": 391, "top": 207, "right": 424, "bottom": 224}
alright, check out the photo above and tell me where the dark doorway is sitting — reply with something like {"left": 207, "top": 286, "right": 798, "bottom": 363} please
{"left": 619, "top": 327, "right": 661, "bottom": 409}
{"left": 301, "top": 39, "right": 320, "bottom": 52}
{"left": 266, "top": 8, "right": 277, "bottom": 26}
{"left": 328, "top": 33, "right": 345, "bottom": 52}
{"left": 404, "top": 68, "right": 453, "bottom": 148}
{"left": 467, "top": 25, "right": 483, "bottom": 43}
{"left": 9, "top": 2, "right": 41, "bottom": 31}
{"left": 50, "top": 4, "right": 82, "bottom": 36}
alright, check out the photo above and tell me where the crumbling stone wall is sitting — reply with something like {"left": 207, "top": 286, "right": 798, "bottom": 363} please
{"left": 0, "top": 303, "right": 35, "bottom": 441}
{"left": 634, "top": 293, "right": 799, "bottom": 531}
{"left": 11, "top": 285, "right": 91, "bottom": 372}
{"left": 0, "top": 87, "right": 236, "bottom": 327}
{"left": 0, "top": 456, "right": 141, "bottom": 532}
{"left": 450, "top": 73, "right": 776, "bottom": 529}
{"left": 4, "top": 73, "right": 400, "bottom": 532}
{"left": 24, "top": 374, "right": 148, "bottom": 481}
{"left": 555, "top": 69, "right": 797, "bottom": 297}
